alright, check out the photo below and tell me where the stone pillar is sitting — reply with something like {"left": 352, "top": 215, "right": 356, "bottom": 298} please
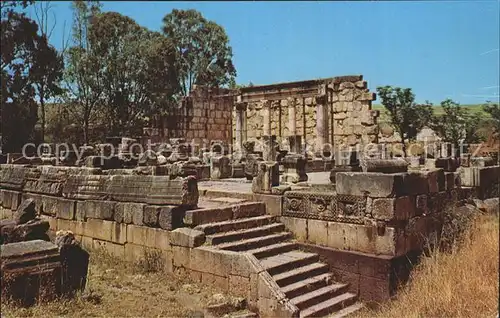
{"left": 287, "top": 97, "right": 301, "bottom": 154}
{"left": 262, "top": 100, "right": 271, "bottom": 136}
{"left": 262, "top": 135, "right": 277, "bottom": 162}
{"left": 287, "top": 97, "right": 296, "bottom": 136}
{"left": 210, "top": 155, "right": 231, "bottom": 179}
{"left": 280, "top": 154, "right": 308, "bottom": 184}
{"left": 252, "top": 161, "right": 279, "bottom": 194}
{"left": 315, "top": 94, "right": 328, "bottom": 153}
{"left": 234, "top": 101, "right": 248, "bottom": 157}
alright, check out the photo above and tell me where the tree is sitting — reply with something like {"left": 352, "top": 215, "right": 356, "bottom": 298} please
{"left": 162, "top": 9, "right": 236, "bottom": 96}
{"left": 32, "top": 1, "right": 64, "bottom": 142}
{"left": 483, "top": 102, "right": 500, "bottom": 134}
{"left": 377, "top": 86, "right": 433, "bottom": 157}
{"left": 430, "top": 99, "right": 484, "bottom": 153}
{"left": 229, "top": 79, "right": 254, "bottom": 89}
{"left": 88, "top": 12, "right": 178, "bottom": 136}
{"left": 63, "top": 0, "right": 103, "bottom": 144}
{"left": 1, "top": 0, "right": 60, "bottom": 152}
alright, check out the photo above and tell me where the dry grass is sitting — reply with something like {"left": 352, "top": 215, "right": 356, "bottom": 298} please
{"left": 1, "top": 248, "right": 225, "bottom": 318}
{"left": 357, "top": 215, "right": 499, "bottom": 318}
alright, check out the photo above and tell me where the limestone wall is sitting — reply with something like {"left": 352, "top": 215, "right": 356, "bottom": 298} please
{"left": 281, "top": 165, "right": 499, "bottom": 257}
{"left": 0, "top": 164, "right": 297, "bottom": 318}
{"left": 234, "top": 76, "right": 378, "bottom": 150}
{"left": 145, "top": 86, "right": 234, "bottom": 146}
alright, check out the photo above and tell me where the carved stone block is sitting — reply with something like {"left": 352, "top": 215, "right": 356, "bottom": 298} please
{"left": 283, "top": 191, "right": 367, "bottom": 223}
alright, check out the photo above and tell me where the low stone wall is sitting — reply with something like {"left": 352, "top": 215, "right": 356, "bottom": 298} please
{"left": 281, "top": 165, "right": 498, "bottom": 255}
{"left": 277, "top": 164, "right": 498, "bottom": 302}
{"left": 0, "top": 164, "right": 296, "bottom": 317}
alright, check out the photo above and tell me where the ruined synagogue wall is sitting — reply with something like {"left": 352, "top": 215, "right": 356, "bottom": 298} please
{"left": 233, "top": 76, "right": 379, "bottom": 150}
{"left": 145, "top": 86, "right": 234, "bottom": 146}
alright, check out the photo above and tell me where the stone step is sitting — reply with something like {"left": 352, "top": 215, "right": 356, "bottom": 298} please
{"left": 217, "top": 232, "right": 293, "bottom": 252}
{"left": 300, "top": 293, "right": 358, "bottom": 318}
{"left": 195, "top": 215, "right": 278, "bottom": 235}
{"left": 246, "top": 242, "right": 298, "bottom": 259}
{"left": 184, "top": 202, "right": 265, "bottom": 226}
{"left": 291, "top": 284, "right": 350, "bottom": 311}
{"left": 231, "top": 202, "right": 267, "bottom": 219}
{"left": 260, "top": 251, "right": 319, "bottom": 276}
{"left": 228, "top": 309, "right": 258, "bottom": 318}
{"left": 207, "top": 223, "right": 285, "bottom": 245}
{"left": 273, "top": 262, "right": 329, "bottom": 287}
{"left": 281, "top": 273, "right": 334, "bottom": 299}
{"left": 206, "top": 197, "right": 248, "bottom": 204}
{"left": 328, "top": 302, "right": 365, "bottom": 318}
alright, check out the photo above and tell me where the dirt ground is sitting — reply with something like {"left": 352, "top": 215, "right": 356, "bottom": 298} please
{"left": 1, "top": 248, "right": 232, "bottom": 318}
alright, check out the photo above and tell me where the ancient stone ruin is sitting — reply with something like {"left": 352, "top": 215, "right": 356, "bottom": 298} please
{"left": 1, "top": 74, "right": 498, "bottom": 317}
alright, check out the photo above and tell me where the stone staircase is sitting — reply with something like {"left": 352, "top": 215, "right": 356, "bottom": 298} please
{"left": 194, "top": 200, "right": 364, "bottom": 318}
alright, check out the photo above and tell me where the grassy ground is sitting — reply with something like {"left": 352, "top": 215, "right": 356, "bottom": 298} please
{"left": 372, "top": 104, "right": 490, "bottom": 122}
{"left": 1, "top": 248, "right": 227, "bottom": 318}
{"left": 356, "top": 214, "right": 499, "bottom": 318}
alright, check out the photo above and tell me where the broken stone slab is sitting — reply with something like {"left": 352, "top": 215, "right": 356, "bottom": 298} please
{"left": 106, "top": 175, "right": 199, "bottom": 207}
{"left": 231, "top": 162, "right": 246, "bottom": 178}
{"left": 329, "top": 165, "right": 362, "bottom": 183}
{"left": 170, "top": 228, "right": 205, "bottom": 247}
{"left": 408, "top": 168, "right": 446, "bottom": 194}
{"left": 210, "top": 155, "right": 232, "bottom": 179}
{"left": 158, "top": 205, "right": 187, "bottom": 230}
{"left": 1, "top": 190, "right": 22, "bottom": 210}
{"left": 280, "top": 154, "right": 308, "bottom": 184}
{"left": 252, "top": 161, "right": 279, "bottom": 194}
{"left": 0, "top": 164, "right": 30, "bottom": 191}
{"left": 360, "top": 158, "right": 408, "bottom": 173}
{"left": 14, "top": 198, "right": 37, "bottom": 225}
{"left": 371, "top": 196, "right": 416, "bottom": 221}
{"left": 1, "top": 219, "right": 50, "bottom": 244}
{"left": 62, "top": 174, "right": 110, "bottom": 200}
{"left": 1, "top": 240, "right": 62, "bottom": 306}
{"left": 435, "top": 158, "right": 459, "bottom": 172}
{"left": 55, "top": 230, "right": 89, "bottom": 296}
{"left": 23, "top": 167, "right": 65, "bottom": 196}
{"left": 470, "top": 156, "right": 495, "bottom": 168}
{"left": 335, "top": 172, "right": 407, "bottom": 198}
{"left": 244, "top": 154, "right": 263, "bottom": 181}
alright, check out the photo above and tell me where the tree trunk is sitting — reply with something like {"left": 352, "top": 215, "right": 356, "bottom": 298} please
{"left": 40, "top": 87, "right": 45, "bottom": 143}
{"left": 83, "top": 111, "right": 89, "bottom": 145}
{"left": 401, "top": 137, "right": 408, "bottom": 157}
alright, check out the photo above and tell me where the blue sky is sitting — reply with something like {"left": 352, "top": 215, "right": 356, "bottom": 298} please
{"left": 27, "top": 1, "right": 499, "bottom": 105}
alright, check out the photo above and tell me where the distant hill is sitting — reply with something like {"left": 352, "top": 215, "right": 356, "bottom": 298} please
{"left": 372, "top": 104, "right": 491, "bottom": 122}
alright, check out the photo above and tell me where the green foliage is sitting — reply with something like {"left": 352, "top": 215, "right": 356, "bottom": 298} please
{"left": 482, "top": 102, "right": 500, "bottom": 134}
{"left": 88, "top": 12, "right": 178, "bottom": 136}
{"left": 229, "top": 79, "right": 255, "bottom": 89}
{"left": 428, "top": 99, "right": 489, "bottom": 150}
{"left": 376, "top": 86, "right": 433, "bottom": 156}
{"left": 1, "top": 0, "right": 61, "bottom": 151}
{"left": 32, "top": 1, "right": 65, "bottom": 142}
{"left": 162, "top": 9, "right": 236, "bottom": 96}
{"left": 63, "top": 0, "right": 103, "bottom": 144}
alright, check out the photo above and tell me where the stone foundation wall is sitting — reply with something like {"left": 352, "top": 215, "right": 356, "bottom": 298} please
{"left": 280, "top": 166, "right": 499, "bottom": 257}
{"left": 0, "top": 164, "right": 296, "bottom": 318}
